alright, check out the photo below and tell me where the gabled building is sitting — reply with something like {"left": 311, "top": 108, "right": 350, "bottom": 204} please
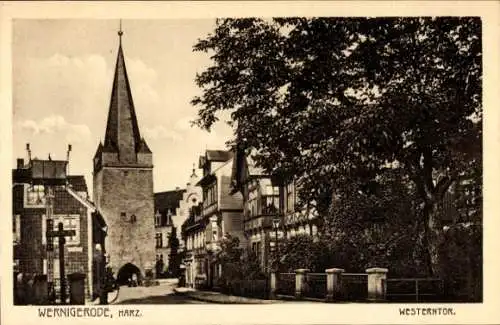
{"left": 154, "top": 167, "right": 202, "bottom": 276}
{"left": 181, "top": 149, "right": 244, "bottom": 288}
{"left": 13, "top": 154, "right": 107, "bottom": 304}
{"left": 230, "top": 147, "right": 282, "bottom": 272}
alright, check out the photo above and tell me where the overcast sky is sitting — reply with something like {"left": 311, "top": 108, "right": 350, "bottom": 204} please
{"left": 13, "top": 19, "right": 234, "bottom": 195}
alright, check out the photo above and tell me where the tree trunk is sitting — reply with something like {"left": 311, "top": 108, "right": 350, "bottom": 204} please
{"left": 423, "top": 195, "right": 446, "bottom": 278}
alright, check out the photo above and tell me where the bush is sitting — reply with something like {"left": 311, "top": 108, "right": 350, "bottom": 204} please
{"left": 441, "top": 224, "right": 482, "bottom": 301}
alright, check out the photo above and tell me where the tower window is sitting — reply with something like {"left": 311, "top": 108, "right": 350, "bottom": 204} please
{"left": 155, "top": 233, "right": 163, "bottom": 248}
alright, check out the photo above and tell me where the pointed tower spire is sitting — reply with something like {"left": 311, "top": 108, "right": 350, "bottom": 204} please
{"left": 102, "top": 21, "right": 150, "bottom": 163}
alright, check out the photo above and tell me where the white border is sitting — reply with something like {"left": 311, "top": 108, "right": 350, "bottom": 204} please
{"left": 1, "top": 1, "right": 499, "bottom": 325}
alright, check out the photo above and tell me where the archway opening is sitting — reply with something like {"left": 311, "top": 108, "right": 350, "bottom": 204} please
{"left": 116, "top": 263, "right": 141, "bottom": 286}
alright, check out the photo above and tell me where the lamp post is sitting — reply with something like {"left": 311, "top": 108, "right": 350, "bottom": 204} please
{"left": 272, "top": 218, "right": 280, "bottom": 272}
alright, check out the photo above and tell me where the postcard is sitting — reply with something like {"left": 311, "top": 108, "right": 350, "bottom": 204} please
{"left": 1, "top": 1, "right": 499, "bottom": 325}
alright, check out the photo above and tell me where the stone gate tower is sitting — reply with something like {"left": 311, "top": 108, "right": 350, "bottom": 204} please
{"left": 93, "top": 28, "right": 155, "bottom": 281}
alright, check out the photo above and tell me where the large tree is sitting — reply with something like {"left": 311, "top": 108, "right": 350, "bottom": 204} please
{"left": 192, "top": 17, "right": 482, "bottom": 277}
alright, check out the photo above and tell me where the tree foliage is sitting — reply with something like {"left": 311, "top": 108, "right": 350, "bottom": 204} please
{"left": 167, "top": 228, "right": 181, "bottom": 277}
{"left": 276, "top": 234, "right": 322, "bottom": 272}
{"left": 319, "top": 168, "right": 428, "bottom": 275}
{"left": 216, "top": 234, "right": 265, "bottom": 283}
{"left": 193, "top": 17, "right": 482, "bottom": 278}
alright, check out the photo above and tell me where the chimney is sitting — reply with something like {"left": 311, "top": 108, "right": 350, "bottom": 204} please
{"left": 175, "top": 186, "right": 180, "bottom": 191}
{"left": 17, "top": 158, "right": 24, "bottom": 169}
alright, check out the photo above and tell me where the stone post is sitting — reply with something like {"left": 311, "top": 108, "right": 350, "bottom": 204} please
{"left": 33, "top": 274, "right": 48, "bottom": 305}
{"left": 325, "top": 268, "right": 344, "bottom": 302}
{"left": 295, "top": 269, "right": 309, "bottom": 299}
{"left": 269, "top": 272, "right": 277, "bottom": 299}
{"left": 366, "top": 267, "right": 388, "bottom": 302}
{"left": 68, "top": 272, "right": 86, "bottom": 305}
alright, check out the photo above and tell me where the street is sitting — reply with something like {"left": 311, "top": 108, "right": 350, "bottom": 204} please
{"left": 113, "top": 279, "right": 206, "bottom": 304}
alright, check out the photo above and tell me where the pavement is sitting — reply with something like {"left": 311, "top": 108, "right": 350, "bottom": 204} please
{"left": 174, "top": 287, "right": 286, "bottom": 304}
{"left": 109, "top": 278, "right": 206, "bottom": 304}
{"left": 87, "top": 278, "right": 318, "bottom": 304}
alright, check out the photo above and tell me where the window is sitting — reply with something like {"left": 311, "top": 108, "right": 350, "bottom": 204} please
{"left": 204, "top": 183, "right": 218, "bottom": 207}
{"left": 155, "top": 233, "right": 163, "bottom": 248}
{"left": 13, "top": 215, "right": 21, "bottom": 244}
{"left": 25, "top": 184, "right": 46, "bottom": 207}
{"left": 248, "top": 198, "right": 257, "bottom": 217}
{"left": 130, "top": 214, "right": 137, "bottom": 223}
{"left": 286, "top": 183, "right": 295, "bottom": 212}
{"left": 42, "top": 215, "right": 46, "bottom": 245}
{"left": 121, "top": 212, "right": 126, "bottom": 218}
{"left": 155, "top": 211, "right": 161, "bottom": 227}
{"left": 212, "top": 183, "right": 217, "bottom": 204}
{"left": 265, "top": 185, "right": 280, "bottom": 196}
{"left": 52, "top": 215, "right": 80, "bottom": 246}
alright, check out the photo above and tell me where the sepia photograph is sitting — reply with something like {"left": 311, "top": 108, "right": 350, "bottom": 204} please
{"left": 1, "top": 1, "right": 499, "bottom": 325}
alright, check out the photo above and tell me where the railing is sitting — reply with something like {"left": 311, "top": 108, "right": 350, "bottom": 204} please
{"left": 342, "top": 273, "right": 368, "bottom": 302}
{"left": 385, "top": 278, "right": 444, "bottom": 302}
{"left": 223, "top": 279, "right": 269, "bottom": 299}
{"left": 50, "top": 278, "right": 71, "bottom": 304}
{"left": 203, "top": 202, "right": 218, "bottom": 216}
{"left": 305, "top": 273, "right": 327, "bottom": 299}
{"left": 194, "top": 275, "right": 208, "bottom": 290}
{"left": 276, "top": 273, "right": 295, "bottom": 297}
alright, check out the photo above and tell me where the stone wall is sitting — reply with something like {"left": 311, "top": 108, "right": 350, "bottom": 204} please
{"left": 94, "top": 166, "right": 155, "bottom": 277}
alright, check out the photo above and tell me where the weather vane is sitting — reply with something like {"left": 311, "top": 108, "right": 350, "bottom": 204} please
{"left": 118, "top": 19, "right": 123, "bottom": 42}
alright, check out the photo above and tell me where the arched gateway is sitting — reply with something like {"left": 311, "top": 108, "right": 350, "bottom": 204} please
{"left": 116, "top": 263, "right": 141, "bottom": 286}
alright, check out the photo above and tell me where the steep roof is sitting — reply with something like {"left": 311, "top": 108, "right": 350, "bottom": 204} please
{"left": 230, "top": 146, "right": 266, "bottom": 194}
{"left": 102, "top": 38, "right": 151, "bottom": 159}
{"left": 67, "top": 175, "right": 88, "bottom": 192}
{"left": 206, "top": 150, "right": 232, "bottom": 162}
{"left": 12, "top": 164, "right": 88, "bottom": 193}
{"left": 154, "top": 189, "right": 186, "bottom": 211}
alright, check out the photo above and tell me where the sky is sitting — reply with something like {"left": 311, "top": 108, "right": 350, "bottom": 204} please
{"left": 12, "top": 19, "right": 234, "bottom": 196}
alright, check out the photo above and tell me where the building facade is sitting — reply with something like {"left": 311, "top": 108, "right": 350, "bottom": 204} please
{"left": 181, "top": 150, "right": 244, "bottom": 288}
{"left": 230, "top": 147, "right": 282, "bottom": 272}
{"left": 154, "top": 168, "right": 202, "bottom": 276}
{"left": 174, "top": 168, "right": 202, "bottom": 251}
{"left": 92, "top": 32, "right": 155, "bottom": 283}
{"left": 154, "top": 189, "right": 183, "bottom": 275}
{"left": 13, "top": 155, "right": 107, "bottom": 303}
{"left": 230, "top": 147, "right": 320, "bottom": 272}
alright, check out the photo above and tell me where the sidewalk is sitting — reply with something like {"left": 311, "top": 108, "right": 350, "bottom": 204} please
{"left": 174, "top": 287, "right": 285, "bottom": 304}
